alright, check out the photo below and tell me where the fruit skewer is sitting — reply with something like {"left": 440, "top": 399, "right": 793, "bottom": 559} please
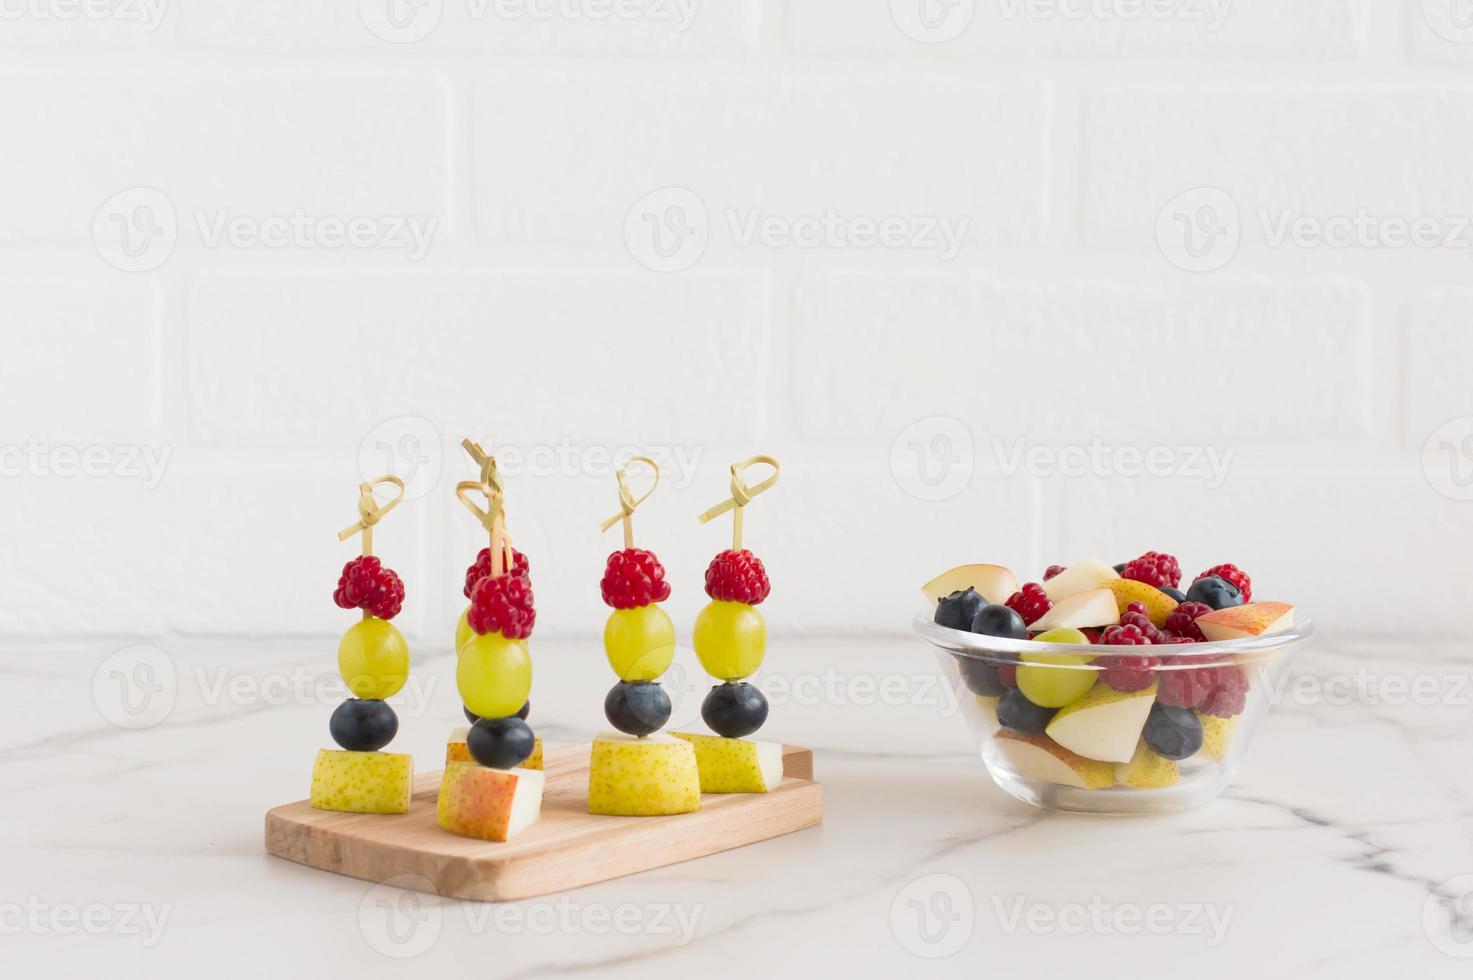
{"left": 587, "top": 457, "right": 701, "bottom": 816}
{"left": 437, "top": 441, "right": 544, "bottom": 842}
{"left": 311, "top": 475, "right": 414, "bottom": 814}
{"left": 676, "top": 456, "right": 785, "bottom": 794}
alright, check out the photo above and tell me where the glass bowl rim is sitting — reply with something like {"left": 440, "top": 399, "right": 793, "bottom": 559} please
{"left": 913, "top": 612, "right": 1313, "bottom": 668}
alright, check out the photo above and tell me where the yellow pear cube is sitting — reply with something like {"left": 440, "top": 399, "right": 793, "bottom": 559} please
{"left": 671, "top": 732, "right": 783, "bottom": 793}
{"left": 587, "top": 732, "right": 700, "bottom": 816}
{"left": 310, "top": 748, "right": 413, "bottom": 814}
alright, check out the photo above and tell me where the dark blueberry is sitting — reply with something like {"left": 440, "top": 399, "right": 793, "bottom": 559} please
{"left": 1158, "top": 586, "right": 1187, "bottom": 603}
{"left": 935, "top": 587, "right": 986, "bottom": 630}
{"left": 970, "top": 603, "right": 1028, "bottom": 640}
{"left": 1113, "top": 562, "right": 1127, "bottom": 574}
{"left": 1185, "top": 575, "right": 1244, "bottom": 611}
{"left": 1142, "top": 704, "right": 1204, "bottom": 761}
{"left": 701, "top": 682, "right": 768, "bottom": 739}
{"left": 958, "top": 658, "right": 1005, "bottom": 697}
{"left": 463, "top": 704, "right": 479, "bottom": 724}
{"left": 330, "top": 698, "right": 398, "bottom": 752}
{"left": 515, "top": 700, "right": 531, "bottom": 721}
{"left": 605, "top": 681, "right": 672, "bottom": 737}
{"left": 996, "top": 687, "right": 1055, "bottom": 734}
{"left": 468, "top": 701, "right": 529, "bottom": 724}
{"left": 466, "top": 716, "right": 536, "bottom": 769}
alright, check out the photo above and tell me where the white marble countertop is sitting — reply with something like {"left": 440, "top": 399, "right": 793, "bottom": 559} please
{"left": 5, "top": 636, "right": 1472, "bottom": 979}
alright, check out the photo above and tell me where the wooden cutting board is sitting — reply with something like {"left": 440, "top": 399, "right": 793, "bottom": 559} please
{"left": 265, "top": 742, "right": 821, "bottom": 902}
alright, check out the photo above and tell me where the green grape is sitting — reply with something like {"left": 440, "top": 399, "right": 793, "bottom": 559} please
{"left": 338, "top": 616, "right": 410, "bottom": 700}
{"left": 455, "top": 606, "right": 474, "bottom": 656}
{"left": 604, "top": 604, "right": 675, "bottom": 682}
{"left": 692, "top": 600, "right": 766, "bottom": 681}
{"left": 456, "top": 632, "right": 533, "bottom": 719}
{"left": 1015, "top": 628, "right": 1095, "bottom": 708}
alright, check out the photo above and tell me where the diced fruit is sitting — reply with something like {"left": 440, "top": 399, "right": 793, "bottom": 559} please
{"left": 934, "top": 587, "right": 985, "bottom": 630}
{"left": 702, "top": 682, "right": 768, "bottom": 738}
{"left": 1115, "top": 742, "right": 1180, "bottom": 789}
{"left": 1196, "top": 563, "right": 1251, "bottom": 603}
{"left": 1119, "top": 602, "right": 1170, "bottom": 643}
{"left": 1102, "top": 579, "right": 1178, "bottom": 627}
{"left": 922, "top": 564, "right": 1019, "bottom": 607}
{"left": 447, "top": 727, "right": 542, "bottom": 770}
{"left": 337, "top": 616, "right": 410, "bottom": 700}
{"left": 456, "top": 633, "right": 533, "bottom": 720}
{"left": 310, "top": 748, "right": 413, "bottom": 814}
{"left": 1142, "top": 703, "right": 1203, "bottom": 760}
{"left": 455, "top": 606, "right": 474, "bottom": 655}
{"left": 1158, "top": 659, "right": 1248, "bottom": 717}
{"left": 973, "top": 694, "right": 1001, "bottom": 731}
{"left": 959, "top": 659, "right": 1005, "bottom": 697}
{"left": 693, "top": 600, "right": 766, "bottom": 681}
{"left": 467, "top": 716, "right": 536, "bottom": 770}
{"left": 996, "top": 687, "right": 1055, "bottom": 733}
{"left": 587, "top": 732, "right": 701, "bottom": 816}
{"left": 1045, "top": 682, "right": 1157, "bottom": 763}
{"left": 1195, "top": 713, "right": 1238, "bottom": 762}
{"left": 993, "top": 730, "right": 1114, "bottom": 790}
{"left": 604, "top": 681, "right": 672, "bottom": 736}
{"left": 971, "top": 603, "right": 1028, "bottom": 639}
{"left": 1094, "top": 646, "right": 1161, "bottom": 693}
{"left": 1184, "top": 575, "right": 1244, "bottom": 611}
{"left": 604, "top": 604, "right": 676, "bottom": 681}
{"left": 1028, "top": 588, "right": 1120, "bottom": 631}
{"left": 436, "top": 761, "right": 544, "bottom": 842}
{"left": 1195, "top": 602, "right": 1294, "bottom": 641}
{"left": 1040, "top": 558, "right": 1118, "bottom": 602}
{"left": 329, "top": 698, "right": 398, "bottom": 752}
{"left": 671, "top": 732, "right": 783, "bottom": 793}
{"left": 1120, "top": 551, "right": 1181, "bottom": 590}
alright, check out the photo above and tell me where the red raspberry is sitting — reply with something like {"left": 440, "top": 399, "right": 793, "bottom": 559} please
{"left": 468, "top": 571, "right": 536, "bottom": 639}
{"left": 1164, "top": 601, "right": 1214, "bottom": 642}
{"left": 601, "top": 548, "right": 672, "bottom": 609}
{"left": 462, "top": 547, "right": 530, "bottom": 599}
{"left": 1121, "top": 551, "right": 1181, "bottom": 589}
{"left": 703, "top": 549, "right": 771, "bottom": 605}
{"left": 333, "top": 555, "right": 405, "bottom": 621}
{"left": 1157, "top": 657, "right": 1246, "bottom": 716}
{"left": 1197, "top": 563, "right": 1252, "bottom": 603}
{"left": 1081, "top": 628, "right": 1104, "bottom": 643}
{"left": 1043, "top": 564, "right": 1067, "bottom": 581}
{"left": 1095, "top": 629, "right": 1162, "bottom": 693}
{"left": 1121, "top": 601, "right": 1170, "bottom": 643}
{"left": 1005, "top": 583, "right": 1052, "bottom": 626}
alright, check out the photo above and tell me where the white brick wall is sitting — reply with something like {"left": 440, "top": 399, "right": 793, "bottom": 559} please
{"left": 2, "top": 1, "right": 1469, "bottom": 648}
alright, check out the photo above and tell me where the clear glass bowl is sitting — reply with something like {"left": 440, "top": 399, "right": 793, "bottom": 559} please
{"left": 914, "top": 614, "right": 1314, "bottom": 814}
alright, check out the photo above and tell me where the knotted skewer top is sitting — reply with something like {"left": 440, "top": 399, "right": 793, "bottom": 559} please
{"left": 337, "top": 474, "right": 406, "bottom": 556}
{"left": 599, "top": 455, "right": 660, "bottom": 550}
{"left": 458, "top": 439, "right": 513, "bottom": 577}
{"left": 698, "top": 455, "right": 779, "bottom": 550}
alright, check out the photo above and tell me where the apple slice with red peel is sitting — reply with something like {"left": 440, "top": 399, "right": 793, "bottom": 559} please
{"left": 1028, "top": 588, "right": 1120, "bottom": 631}
{"left": 1196, "top": 602, "right": 1294, "bottom": 641}
{"left": 1041, "top": 557, "right": 1119, "bottom": 602}
{"left": 922, "top": 564, "right": 1018, "bottom": 607}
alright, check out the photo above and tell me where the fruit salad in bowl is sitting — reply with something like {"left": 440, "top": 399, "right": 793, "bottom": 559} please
{"left": 913, "top": 555, "right": 1312, "bottom": 814}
